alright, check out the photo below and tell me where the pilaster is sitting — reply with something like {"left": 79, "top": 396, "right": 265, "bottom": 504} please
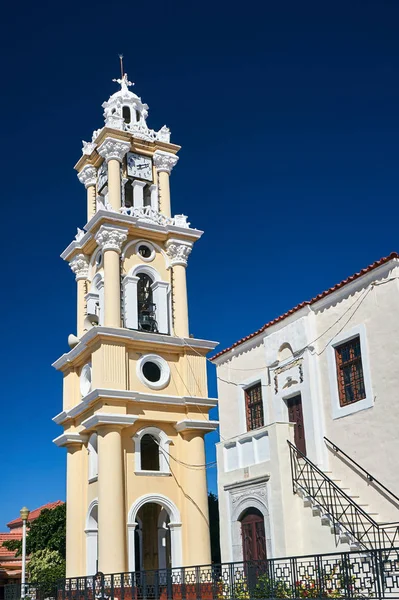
{"left": 69, "top": 254, "right": 89, "bottom": 337}
{"left": 97, "top": 138, "right": 130, "bottom": 211}
{"left": 77, "top": 165, "right": 97, "bottom": 221}
{"left": 166, "top": 240, "right": 193, "bottom": 338}
{"left": 153, "top": 150, "right": 179, "bottom": 217}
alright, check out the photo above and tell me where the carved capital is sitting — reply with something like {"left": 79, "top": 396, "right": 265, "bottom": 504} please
{"left": 153, "top": 150, "right": 179, "bottom": 174}
{"left": 166, "top": 239, "right": 193, "bottom": 267}
{"left": 77, "top": 165, "right": 97, "bottom": 188}
{"left": 82, "top": 140, "right": 97, "bottom": 156}
{"left": 97, "top": 137, "right": 130, "bottom": 163}
{"left": 70, "top": 253, "right": 89, "bottom": 280}
{"left": 95, "top": 225, "right": 128, "bottom": 253}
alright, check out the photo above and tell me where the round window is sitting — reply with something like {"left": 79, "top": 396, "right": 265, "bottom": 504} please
{"left": 135, "top": 241, "right": 155, "bottom": 262}
{"left": 142, "top": 361, "right": 161, "bottom": 382}
{"left": 138, "top": 245, "right": 152, "bottom": 258}
{"left": 80, "top": 363, "right": 92, "bottom": 397}
{"left": 137, "top": 354, "right": 170, "bottom": 390}
{"left": 96, "top": 251, "right": 103, "bottom": 266}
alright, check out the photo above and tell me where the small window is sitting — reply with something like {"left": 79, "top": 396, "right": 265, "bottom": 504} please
{"left": 245, "top": 383, "right": 264, "bottom": 431}
{"left": 124, "top": 180, "right": 133, "bottom": 207}
{"left": 141, "top": 434, "right": 160, "bottom": 471}
{"left": 123, "top": 106, "right": 131, "bottom": 124}
{"left": 335, "top": 336, "right": 366, "bottom": 406}
{"left": 143, "top": 361, "right": 161, "bottom": 382}
{"left": 138, "top": 245, "right": 152, "bottom": 258}
{"left": 136, "top": 110, "right": 140, "bottom": 122}
{"left": 143, "top": 184, "right": 152, "bottom": 207}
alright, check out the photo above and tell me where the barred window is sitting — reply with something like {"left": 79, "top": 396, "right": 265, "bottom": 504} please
{"left": 245, "top": 383, "right": 264, "bottom": 431}
{"left": 335, "top": 336, "right": 366, "bottom": 406}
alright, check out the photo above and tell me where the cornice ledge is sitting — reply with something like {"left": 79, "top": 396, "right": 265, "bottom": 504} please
{"left": 61, "top": 231, "right": 93, "bottom": 262}
{"left": 81, "top": 413, "right": 138, "bottom": 430}
{"left": 62, "top": 389, "right": 218, "bottom": 423}
{"left": 224, "top": 475, "right": 270, "bottom": 491}
{"left": 52, "top": 328, "right": 219, "bottom": 371}
{"left": 174, "top": 419, "right": 219, "bottom": 433}
{"left": 52, "top": 411, "right": 68, "bottom": 425}
{"left": 53, "top": 432, "right": 84, "bottom": 447}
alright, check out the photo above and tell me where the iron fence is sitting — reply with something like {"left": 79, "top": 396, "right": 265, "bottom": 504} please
{"left": 4, "top": 582, "right": 57, "bottom": 600}
{"left": 56, "top": 546, "right": 399, "bottom": 600}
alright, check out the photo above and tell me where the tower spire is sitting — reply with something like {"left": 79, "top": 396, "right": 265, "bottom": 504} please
{"left": 112, "top": 55, "right": 134, "bottom": 93}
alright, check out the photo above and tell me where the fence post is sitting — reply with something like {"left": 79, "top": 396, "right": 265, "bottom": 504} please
{"left": 373, "top": 548, "right": 384, "bottom": 600}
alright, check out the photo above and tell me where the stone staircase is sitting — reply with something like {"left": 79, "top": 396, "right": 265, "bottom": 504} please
{"left": 288, "top": 441, "right": 399, "bottom": 550}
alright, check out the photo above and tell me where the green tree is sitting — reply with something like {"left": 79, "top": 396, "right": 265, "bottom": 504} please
{"left": 2, "top": 503, "right": 66, "bottom": 558}
{"left": 208, "top": 492, "right": 221, "bottom": 564}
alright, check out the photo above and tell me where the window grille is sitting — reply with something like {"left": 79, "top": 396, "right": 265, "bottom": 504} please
{"left": 245, "top": 383, "right": 264, "bottom": 431}
{"left": 335, "top": 336, "right": 366, "bottom": 406}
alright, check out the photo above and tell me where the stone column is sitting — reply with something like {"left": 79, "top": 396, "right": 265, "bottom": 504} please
{"left": 97, "top": 426, "right": 125, "bottom": 573}
{"left": 153, "top": 150, "right": 179, "bottom": 217}
{"left": 95, "top": 225, "right": 128, "bottom": 328}
{"left": 69, "top": 254, "right": 89, "bottom": 337}
{"left": 65, "top": 439, "right": 85, "bottom": 577}
{"left": 166, "top": 239, "right": 193, "bottom": 338}
{"left": 78, "top": 165, "right": 97, "bottom": 221}
{"left": 180, "top": 430, "right": 211, "bottom": 566}
{"left": 98, "top": 138, "right": 130, "bottom": 211}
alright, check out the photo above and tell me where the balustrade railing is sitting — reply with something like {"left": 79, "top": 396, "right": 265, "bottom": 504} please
{"left": 53, "top": 547, "right": 399, "bottom": 600}
{"left": 289, "top": 440, "right": 399, "bottom": 551}
{"left": 119, "top": 206, "right": 190, "bottom": 229}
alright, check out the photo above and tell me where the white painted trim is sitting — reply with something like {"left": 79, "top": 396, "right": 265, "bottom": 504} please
{"left": 88, "top": 433, "right": 98, "bottom": 480}
{"left": 85, "top": 499, "right": 98, "bottom": 576}
{"left": 127, "top": 493, "right": 182, "bottom": 570}
{"left": 53, "top": 389, "right": 218, "bottom": 425}
{"left": 52, "top": 433, "right": 84, "bottom": 447}
{"left": 136, "top": 354, "right": 171, "bottom": 390}
{"left": 133, "top": 426, "right": 172, "bottom": 474}
{"left": 80, "top": 364, "right": 92, "bottom": 397}
{"left": 52, "top": 327, "right": 218, "bottom": 370}
{"left": 81, "top": 413, "right": 138, "bottom": 430}
{"left": 174, "top": 419, "right": 219, "bottom": 433}
{"left": 327, "top": 323, "right": 374, "bottom": 419}
{"left": 237, "top": 373, "right": 268, "bottom": 434}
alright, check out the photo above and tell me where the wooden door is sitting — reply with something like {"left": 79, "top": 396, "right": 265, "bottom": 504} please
{"left": 287, "top": 394, "right": 307, "bottom": 456}
{"left": 241, "top": 509, "right": 267, "bottom": 562}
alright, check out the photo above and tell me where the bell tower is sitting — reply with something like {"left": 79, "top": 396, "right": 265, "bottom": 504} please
{"left": 53, "top": 71, "right": 218, "bottom": 577}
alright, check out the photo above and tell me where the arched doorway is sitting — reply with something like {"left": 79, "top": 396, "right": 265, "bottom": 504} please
{"left": 128, "top": 494, "right": 182, "bottom": 571}
{"left": 85, "top": 501, "right": 98, "bottom": 575}
{"left": 240, "top": 508, "right": 266, "bottom": 562}
{"left": 134, "top": 504, "right": 171, "bottom": 571}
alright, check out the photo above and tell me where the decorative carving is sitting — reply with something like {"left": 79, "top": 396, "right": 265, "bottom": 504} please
{"left": 77, "top": 165, "right": 97, "bottom": 188}
{"left": 95, "top": 225, "right": 128, "bottom": 253}
{"left": 97, "top": 137, "right": 130, "bottom": 163}
{"left": 153, "top": 150, "right": 179, "bottom": 174}
{"left": 70, "top": 254, "right": 89, "bottom": 280}
{"left": 75, "top": 228, "right": 85, "bottom": 242}
{"left": 120, "top": 205, "right": 190, "bottom": 229}
{"left": 166, "top": 239, "right": 193, "bottom": 267}
{"left": 273, "top": 358, "right": 304, "bottom": 394}
{"left": 82, "top": 140, "right": 96, "bottom": 156}
{"left": 101, "top": 74, "right": 170, "bottom": 142}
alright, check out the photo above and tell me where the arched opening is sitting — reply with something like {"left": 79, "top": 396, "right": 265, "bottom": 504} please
{"left": 141, "top": 434, "right": 160, "bottom": 471}
{"left": 135, "top": 109, "right": 140, "bottom": 123}
{"left": 123, "top": 106, "right": 131, "bottom": 124}
{"left": 137, "top": 273, "right": 158, "bottom": 332}
{"left": 128, "top": 494, "right": 182, "bottom": 571}
{"left": 86, "top": 502, "right": 98, "bottom": 575}
{"left": 134, "top": 504, "right": 171, "bottom": 571}
{"left": 239, "top": 508, "right": 266, "bottom": 562}
{"left": 88, "top": 433, "right": 98, "bottom": 480}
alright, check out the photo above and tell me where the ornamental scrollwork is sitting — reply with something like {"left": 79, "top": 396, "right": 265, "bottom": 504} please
{"left": 95, "top": 225, "right": 128, "bottom": 253}
{"left": 69, "top": 254, "right": 89, "bottom": 280}
{"left": 97, "top": 137, "right": 130, "bottom": 163}
{"left": 153, "top": 150, "right": 179, "bottom": 174}
{"left": 166, "top": 239, "right": 193, "bottom": 267}
{"left": 77, "top": 165, "right": 97, "bottom": 188}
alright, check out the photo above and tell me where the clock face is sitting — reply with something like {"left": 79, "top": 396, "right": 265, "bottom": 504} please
{"left": 127, "top": 152, "right": 153, "bottom": 182}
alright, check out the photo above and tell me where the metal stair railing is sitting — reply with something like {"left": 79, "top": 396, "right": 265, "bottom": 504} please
{"left": 324, "top": 436, "right": 399, "bottom": 505}
{"left": 288, "top": 440, "right": 399, "bottom": 551}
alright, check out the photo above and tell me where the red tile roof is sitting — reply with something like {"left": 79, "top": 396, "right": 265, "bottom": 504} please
{"left": 211, "top": 252, "right": 399, "bottom": 361}
{"left": 6, "top": 501, "right": 64, "bottom": 530}
{"left": 0, "top": 533, "right": 21, "bottom": 558}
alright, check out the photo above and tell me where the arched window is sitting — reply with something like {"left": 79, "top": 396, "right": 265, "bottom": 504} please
{"left": 141, "top": 434, "right": 160, "bottom": 471}
{"left": 124, "top": 180, "right": 134, "bottom": 207}
{"left": 88, "top": 433, "right": 98, "bottom": 481}
{"left": 240, "top": 508, "right": 266, "bottom": 562}
{"left": 143, "top": 184, "right": 152, "bottom": 207}
{"left": 136, "top": 109, "right": 140, "bottom": 122}
{"left": 137, "top": 273, "right": 158, "bottom": 332}
{"left": 86, "top": 500, "right": 98, "bottom": 575}
{"left": 133, "top": 427, "right": 171, "bottom": 474}
{"left": 123, "top": 106, "right": 131, "bottom": 124}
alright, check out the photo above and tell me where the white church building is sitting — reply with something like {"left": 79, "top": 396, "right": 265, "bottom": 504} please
{"left": 212, "top": 252, "right": 399, "bottom": 563}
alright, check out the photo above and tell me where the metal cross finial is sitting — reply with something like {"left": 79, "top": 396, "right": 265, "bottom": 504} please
{"left": 112, "top": 54, "right": 134, "bottom": 90}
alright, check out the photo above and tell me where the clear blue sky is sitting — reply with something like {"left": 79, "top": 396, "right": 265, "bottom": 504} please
{"left": 1, "top": 0, "right": 399, "bottom": 526}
